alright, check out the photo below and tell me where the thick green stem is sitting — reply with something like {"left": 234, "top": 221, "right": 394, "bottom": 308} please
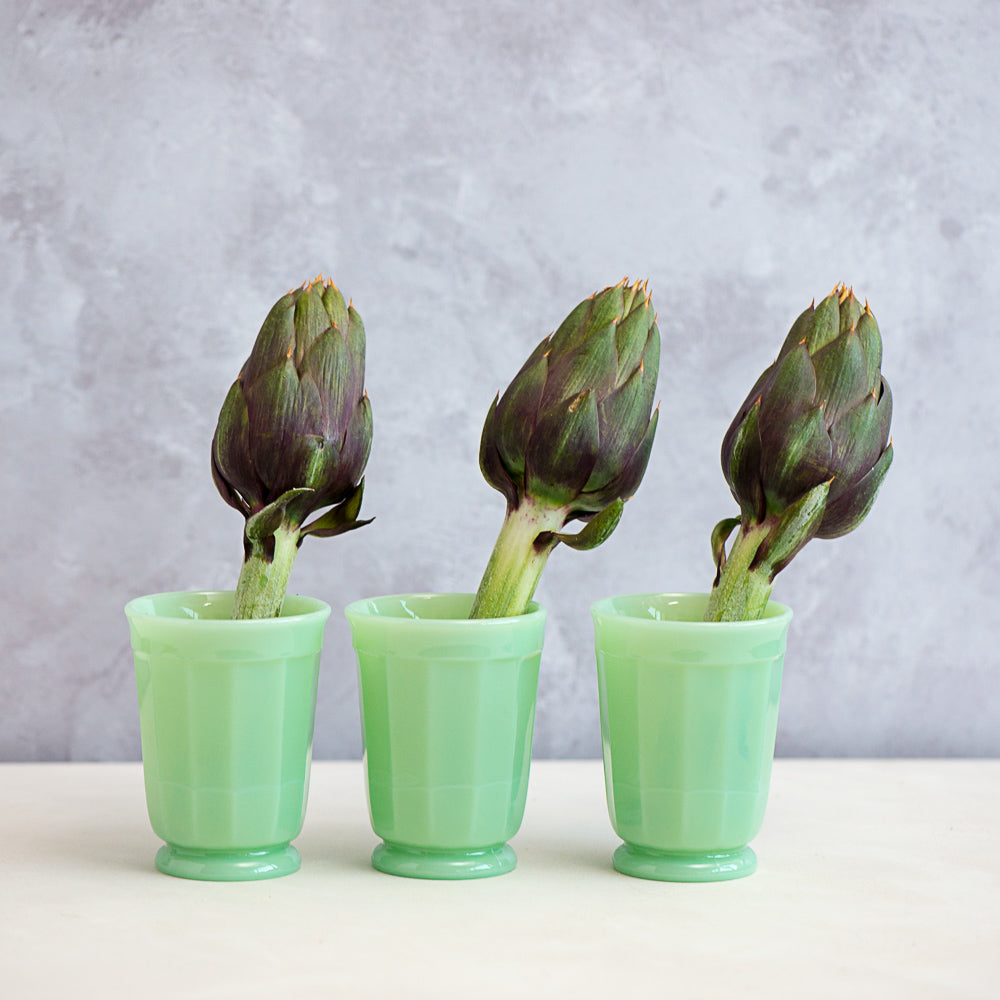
{"left": 703, "top": 523, "right": 774, "bottom": 622}
{"left": 469, "top": 501, "right": 566, "bottom": 619}
{"left": 232, "top": 523, "right": 301, "bottom": 619}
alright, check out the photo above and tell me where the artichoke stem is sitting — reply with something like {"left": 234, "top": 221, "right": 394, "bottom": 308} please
{"left": 704, "top": 523, "right": 773, "bottom": 622}
{"left": 469, "top": 501, "right": 566, "bottom": 619}
{"left": 232, "top": 523, "right": 301, "bottom": 619}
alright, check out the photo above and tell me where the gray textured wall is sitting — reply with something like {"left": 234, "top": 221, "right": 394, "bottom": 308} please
{"left": 2, "top": 0, "right": 997, "bottom": 761}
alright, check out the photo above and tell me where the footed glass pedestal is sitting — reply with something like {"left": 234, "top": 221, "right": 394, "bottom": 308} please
{"left": 372, "top": 842, "right": 517, "bottom": 880}
{"left": 155, "top": 844, "right": 302, "bottom": 881}
{"left": 612, "top": 844, "right": 758, "bottom": 882}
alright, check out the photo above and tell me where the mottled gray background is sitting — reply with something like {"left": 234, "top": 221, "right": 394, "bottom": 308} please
{"left": 2, "top": 0, "right": 997, "bottom": 761}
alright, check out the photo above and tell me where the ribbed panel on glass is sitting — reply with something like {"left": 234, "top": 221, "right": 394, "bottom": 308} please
{"left": 350, "top": 595, "right": 545, "bottom": 854}
{"left": 138, "top": 647, "right": 320, "bottom": 852}
{"left": 361, "top": 649, "right": 540, "bottom": 850}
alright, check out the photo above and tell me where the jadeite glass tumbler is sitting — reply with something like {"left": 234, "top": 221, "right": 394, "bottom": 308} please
{"left": 592, "top": 593, "right": 792, "bottom": 882}
{"left": 125, "top": 591, "right": 330, "bottom": 880}
{"left": 345, "top": 594, "right": 545, "bottom": 879}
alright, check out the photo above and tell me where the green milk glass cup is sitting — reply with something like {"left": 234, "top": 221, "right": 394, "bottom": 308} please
{"left": 591, "top": 592, "right": 792, "bottom": 882}
{"left": 345, "top": 593, "right": 545, "bottom": 879}
{"left": 125, "top": 591, "right": 330, "bottom": 881}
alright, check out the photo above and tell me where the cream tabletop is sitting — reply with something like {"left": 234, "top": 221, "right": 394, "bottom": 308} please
{"left": 1, "top": 760, "right": 996, "bottom": 999}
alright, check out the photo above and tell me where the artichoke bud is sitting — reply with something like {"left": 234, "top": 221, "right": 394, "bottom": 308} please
{"left": 212, "top": 275, "right": 373, "bottom": 536}
{"left": 720, "top": 284, "right": 893, "bottom": 550}
{"left": 480, "top": 279, "right": 660, "bottom": 521}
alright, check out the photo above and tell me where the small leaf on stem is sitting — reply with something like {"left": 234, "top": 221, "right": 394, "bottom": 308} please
{"left": 541, "top": 498, "right": 624, "bottom": 551}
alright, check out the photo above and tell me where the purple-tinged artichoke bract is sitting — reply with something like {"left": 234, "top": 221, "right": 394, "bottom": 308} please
{"left": 471, "top": 279, "right": 660, "bottom": 619}
{"left": 212, "top": 276, "right": 373, "bottom": 619}
{"left": 706, "top": 283, "right": 893, "bottom": 621}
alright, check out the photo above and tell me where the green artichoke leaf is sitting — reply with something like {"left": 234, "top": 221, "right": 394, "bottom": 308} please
{"left": 584, "top": 361, "right": 657, "bottom": 493}
{"left": 817, "top": 441, "right": 893, "bottom": 539}
{"left": 243, "top": 354, "right": 301, "bottom": 489}
{"left": 828, "top": 393, "right": 882, "bottom": 488}
{"left": 292, "top": 285, "right": 332, "bottom": 363}
{"left": 525, "top": 389, "right": 600, "bottom": 507}
{"left": 724, "top": 363, "right": 777, "bottom": 452}
{"left": 301, "top": 327, "right": 349, "bottom": 421}
{"left": 760, "top": 406, "right": 833, "bottom": 510}
{"left": 613, "top": 301, "right": 655, "bottom": 385}
{"left": 856, "top": 311, "right": 883, "bottom": 394}
{"left": 241, "top": 296, "right": 295, "bottom": 385}
{"left": 281, "top": 433, "right": 337, "bottom": 518}
{"left": 710, "top": 516, "right": 741, "bottom": 586}
{"left": 345, "top": 304, "right": 367, "bottom": 361}
{"left": 636, "top": 322, "right": 660, "bottom": 391}
{"left": 812, "top": 329, "right": 869, "bottom": 427}
{"left": 580, "top": 406, "right": 659, "bottom": 514}
{"left": 752, "top": 478, "right": 831, "bottom": 578}
{"left": 293, "top": 369, "right": 325, "bottom": 435}
{"left": 336, "top": 393, "right": 373, "bottom": 482}
{"left": 725, "top": 399, "right": 764, "bottom": 521}
{"left": 589, "top": 286, "right": 626, "bottom": 329}
{"left": 776, "top": 303, "right": 815, "bottom": 359}
{"left": 547, "top": 297, "right": 595, "bottom": 355}
{"left": 542, "top": 323, "right": 618, "bottom": 406}
{"left": 244, "top": 487, "right": 315, "bottom": 544}
{"left": 320, "top": 282, "right": 350, "bottom": 333}
{"left": 301, "top": 479, "right": 373, "bottom": 538}
{"left": 495, "top": 349, "right": 548, "bottom": 480}
{"left": 620, "top": 281, "right": 644, "bottom": 314}
{"left": 759, "top": 343, "right": 817, "bottom": 431}
{"left": 549, "top": 284, "right": 626, "bottom": 356}
{"left": 479, "top": 395, "right": 519, "bottom": 507}
{"left": 805, "top": 291, "right": 841, "bottom": 353}
{"left": 838, "top": 292, "right": 863, "bottom": 335}
{"left": 212, "top": 447, "right": 249, "bottom": 516}
{"left": 542, "top": 498, "right": 624, "bottom": 551}
{"left": 212, "top": 380, "right": 258, "bottom": 514}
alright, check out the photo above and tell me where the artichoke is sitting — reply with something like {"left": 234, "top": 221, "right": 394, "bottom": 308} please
{"left": 705, "top": 283, "right": 893, "bottom": 621}
{"left": 471, "top": 279, "right": 660, "bottom": 618}
{"left": 212, "top": 276, "right": 373, "bottom": 619}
